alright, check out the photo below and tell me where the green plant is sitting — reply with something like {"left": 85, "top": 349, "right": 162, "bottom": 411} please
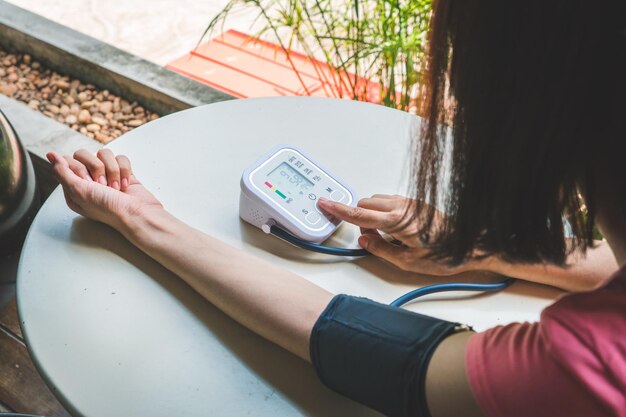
{"left": 204, "top": 0, "right": 432, "bottom": 112}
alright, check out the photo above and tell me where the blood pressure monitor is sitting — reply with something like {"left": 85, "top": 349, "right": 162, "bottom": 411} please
{"left": 239, "top": 145, "right": 514, "bottom": 305}
{"left": 240, "top": 145, "right": 356, "bottom": 243}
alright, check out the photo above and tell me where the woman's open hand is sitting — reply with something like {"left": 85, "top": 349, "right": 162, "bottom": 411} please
{"left": 317, "top": 194, "right": 472, "bottom": 276}
{"left": 46, "top": 149, "right": 162, "bottom": 231}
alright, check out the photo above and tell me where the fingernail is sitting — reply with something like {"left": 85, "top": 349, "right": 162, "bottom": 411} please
{"left": 46, "top": 153, "right": 56, "bottom": 163}
{"left": 358, "top": 235, "right": 370, "bottom": 249}
{"left": 98, "top": 176, "right": 107, "bottom": 185}
{"left": 112, "top": 180, "right": 120, "bottom": 190}
{"left": 121, "top": 178, "right": 128, "bottom": 189}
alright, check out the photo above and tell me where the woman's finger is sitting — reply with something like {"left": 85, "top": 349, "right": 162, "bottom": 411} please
{"left": 358, "top": 234, "right": 413, "bottom": 270}
{"left": 63, "top": 156, "right": 91, "bottom": 181}
{"left": 115, "top": 155, "right": 132, "bottom": 189}
{"left": 360, "top": 227, "right": 381, "bottom": 236}
{"left": 357, "top": 197, "right": 397, "bottom": 212}
{"left": 47, "top": 152, "right": 83, "bottom": 192}
{"left": 317, "top": 198, "right": 394, "bottom": 229}
{"left": 96, "top": 149, "right": 121, "bottom": 190}
{"left": 73, "top": 149, "right": 106, "bottom": 185}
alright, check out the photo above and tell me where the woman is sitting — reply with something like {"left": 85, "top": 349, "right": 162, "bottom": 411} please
{"left": 47, "top": 1, "right": 624, "bottom": 416}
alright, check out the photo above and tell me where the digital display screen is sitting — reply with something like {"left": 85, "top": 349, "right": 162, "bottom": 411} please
{"left": 267, "top": 162, "right": 314, "bottom": 199}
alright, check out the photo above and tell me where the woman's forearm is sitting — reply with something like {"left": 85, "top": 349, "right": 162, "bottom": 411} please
{"left": 481, "top": 240, "right": 617, "bottom": 292}
{"left": 120, "top": 207, "right": 333, "bottom": 361}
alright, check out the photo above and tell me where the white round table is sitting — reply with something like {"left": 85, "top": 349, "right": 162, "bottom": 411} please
{"left": 17, "top": 97, "right": 562, "bottom": 417}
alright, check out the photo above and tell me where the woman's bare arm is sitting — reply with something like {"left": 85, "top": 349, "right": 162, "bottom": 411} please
{"left": 121, "top": 206, "right": 333, "bottom": 361}
{"left": 123, "top": 200, "right": 482, "bottom": 417}
{"left": 46, "top": 150, "right": 493, "bottom": 417}
{"left": 481, "top": 240, "right": 617, "bottom": 292}
{"left": 426, "top": 332, "right": 485, "bottom": 417}
{"left": 318, "top": 196, "right": 617, "bottom": 292}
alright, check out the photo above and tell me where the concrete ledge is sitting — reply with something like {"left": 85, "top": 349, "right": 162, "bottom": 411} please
{"left": 0, "top": 0, "right": 233, "bottom": 115}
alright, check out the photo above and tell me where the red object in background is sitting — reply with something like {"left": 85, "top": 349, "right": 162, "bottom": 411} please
{"left": 166, "top": 30, "right": 382, "bottom": 102}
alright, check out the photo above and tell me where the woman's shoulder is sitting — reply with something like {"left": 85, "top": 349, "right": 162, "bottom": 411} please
{"left": 542, "top": 264, "right": 626, "bottom": 349}
{"left": 466, "top": 265, "right": 626, "bottom": 417}
{"left": 542, "top": 264, "right": 626, "bottom": 334}
{"left": 540, "top": 264, "right": 626, "bottom": 405}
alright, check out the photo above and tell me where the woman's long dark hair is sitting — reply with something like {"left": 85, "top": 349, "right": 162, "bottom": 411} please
{"left": 413, "top": 1, "right": 625, "bottom": 265}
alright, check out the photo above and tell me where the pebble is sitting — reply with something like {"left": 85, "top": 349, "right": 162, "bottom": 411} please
{"left": 0, "top": 51, "right": 158, "bottom": 143}
{"left": 55, "top": 80, "right": 70, "bottom": 89}
{"left": 91, "top": 116, "right": 107, "bottom": 126}
{"left": 99, "top": 101, "right": 113, "bottom": 114}
{"left": 0, "top": 82, "right": 18, "bottom": 96}
{"left": 95, "top": 133, "right": 109, "bottom": 142}
{"left": 126, "top": 119, "right": 144, "bottom": 127}
{"left": 78, "top": 109, "right": 91, "bottom": 123}
{"left": 81, "top": 100, "right": 96, "bottom": 109}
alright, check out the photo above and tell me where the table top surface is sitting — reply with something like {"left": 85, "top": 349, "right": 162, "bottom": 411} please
{"left": 17, "top": 97, "right": 562, "bottom": 417}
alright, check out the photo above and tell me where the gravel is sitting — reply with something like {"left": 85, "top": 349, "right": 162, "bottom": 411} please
{"left": 0, "top": 51, "right": 159, "bottom": 144}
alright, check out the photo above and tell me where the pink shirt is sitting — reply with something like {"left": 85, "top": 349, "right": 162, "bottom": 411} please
{"left": 467, "top": 265, "right": 626, "bottom": 417}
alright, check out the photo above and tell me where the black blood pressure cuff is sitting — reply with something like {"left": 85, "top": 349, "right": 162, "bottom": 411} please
{"left": 310, "top": 294, "right": 462, "bottom": 417}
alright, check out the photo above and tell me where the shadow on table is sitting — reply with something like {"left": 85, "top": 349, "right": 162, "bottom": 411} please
{"left": 70, "top": 218, "right": 381, "bottom": 417}
{"left": 239, "top": 219, "right": 562, "bottom": 302}
{"left": 238, "top": 220, "right": 361, "bottom": 264}
{"left": 355, "top": 255, "right": 563, "bottom": 302}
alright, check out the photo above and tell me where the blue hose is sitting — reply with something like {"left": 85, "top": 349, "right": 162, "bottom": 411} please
{"left": 269, "top": 224, "right": 515, "bottom": 307}
{"left": 389, "top": 278, "right": 516, "bottom": 307}
{"left": 270, "top": 225, "right": 369, "bottom": 256}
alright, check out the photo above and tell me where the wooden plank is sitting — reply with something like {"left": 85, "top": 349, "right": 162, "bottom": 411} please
{"left": 191, "top": 40, "right": 323, "bottom": 94}
{"left": 193, "top": 30, "right": 344, "bottom": 98}
{"left": 167, "top": 53, "right": 295, "bottom": 98}
{"left": 168, "top": 29, "right": 385, "bottom": 101}
{"left": 0, "top": 297, "right": 22, "bottom": 339}
{"left": 0, "top": 399, "right": 13, "bottom": 412}
{"left": 0, "top": 299, "right": 71, "bottom": 417}
{"left": 206, "top": 30, "right": 383, "bottom": 101}
{"left": 208, "top": 30, "right": 332, "bottom": 79}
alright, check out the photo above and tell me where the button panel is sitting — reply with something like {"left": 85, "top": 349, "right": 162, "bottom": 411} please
{"left": 329, "top": 190, "right": 345, "bottom": 203}
{"left": 249, "top": 148, "right": 353, "bottom": 231}
{"left": 305, "top": 211, "right": 321, "bottom": 225}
